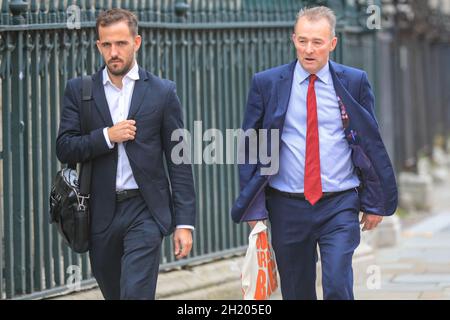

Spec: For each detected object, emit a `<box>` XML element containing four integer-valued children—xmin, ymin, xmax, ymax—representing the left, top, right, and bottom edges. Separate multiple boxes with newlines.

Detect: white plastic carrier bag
<box><xmin>241</xmin><ymin>221</ymin><xmax>279</xmax><ymax>300</ymax></box>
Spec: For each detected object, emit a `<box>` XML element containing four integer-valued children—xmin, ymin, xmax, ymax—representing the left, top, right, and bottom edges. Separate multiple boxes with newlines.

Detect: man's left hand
<box><xmin>173</xmin><ymin>228</ymin><xmax>193</xmax><ymax>259</ymax></box>
<box><xmin>360</xmin><ymin>213</ymin><xmax>383</xmax><ymax>231</ymax></box>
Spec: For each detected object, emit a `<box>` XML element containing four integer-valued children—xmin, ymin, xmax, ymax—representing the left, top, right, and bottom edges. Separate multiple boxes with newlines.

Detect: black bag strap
<box><xmin>79</xmin><ymin>75</ymin><xmax>93</xmax><ymax>196</ymax></box>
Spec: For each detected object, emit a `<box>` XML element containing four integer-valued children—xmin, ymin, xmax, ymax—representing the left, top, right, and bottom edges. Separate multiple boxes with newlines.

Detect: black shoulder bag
<box><xmin>49</xmin><ymin>75</ymin><xmax>93</xmax><ymax>253</ymax></box>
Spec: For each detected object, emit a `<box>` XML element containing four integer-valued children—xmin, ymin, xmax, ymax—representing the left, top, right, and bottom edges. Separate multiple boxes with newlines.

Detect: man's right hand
<box><xmin>247</xmin><ymin>220</ymin><xmax>266</xmax><ymax>230</ymax></box>
<box><xmin>107</xmin><ymin>120</ymin><xmax>136</xmax><ymax>143</ymax></box>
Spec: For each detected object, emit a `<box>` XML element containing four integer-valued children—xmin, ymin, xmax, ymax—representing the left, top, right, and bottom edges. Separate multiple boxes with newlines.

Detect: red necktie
<box><xmin>304</xmin><ymin>74</ymin><xmax>322</xmax><ymax>205</ymax></box>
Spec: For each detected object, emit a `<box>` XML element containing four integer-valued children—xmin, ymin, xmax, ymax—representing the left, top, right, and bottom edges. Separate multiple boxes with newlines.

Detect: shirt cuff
<box><xmin>176</xmin><ymin>225</ymin><xmax>195</xmax><ymax>231</ymax></box>
<box><xmin>103</xmin><ymin>127</ymin><xmax>115</xmax><ymax>149</ymax></box>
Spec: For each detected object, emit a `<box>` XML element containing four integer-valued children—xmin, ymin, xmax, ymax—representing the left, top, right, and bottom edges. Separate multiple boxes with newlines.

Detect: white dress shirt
<box><xmin>102</xmin><ymin>61</ymin><xmax>193</xmax><ymax>230</ymax></box>
<box><xmin>102</xmin><ymin>61</ymin><xmax>140</xmax><ymax>191</ymax></box>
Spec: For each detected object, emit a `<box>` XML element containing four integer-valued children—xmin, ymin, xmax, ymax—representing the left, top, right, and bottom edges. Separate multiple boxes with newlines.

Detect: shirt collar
<box><xmin>102</xmin><ymin>60</ymin><xmax>140</xmax><ymax>86</ymax></box>
<box><xmin>296</xmin><ymin>60</ymin><xmax>331</xmax><ymax>85</ymax></box>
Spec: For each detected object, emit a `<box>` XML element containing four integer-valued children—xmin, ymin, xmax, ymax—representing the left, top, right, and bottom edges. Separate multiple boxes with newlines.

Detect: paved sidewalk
<box><xmin>352</xmin><ymin>212</ymin><xmax>450</xmax><ymax>300</ymax></box>
<box><xmin>350</xmin><ymin>170</ymin><xmax>450</xmax><ymax>300</ymax></box>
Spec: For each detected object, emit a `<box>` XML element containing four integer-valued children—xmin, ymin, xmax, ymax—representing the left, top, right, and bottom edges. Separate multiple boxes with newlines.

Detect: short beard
<box><xmin>107</xmin><ymin>59</ymin><xmax>134</xmax><ymax>76</ymax></box>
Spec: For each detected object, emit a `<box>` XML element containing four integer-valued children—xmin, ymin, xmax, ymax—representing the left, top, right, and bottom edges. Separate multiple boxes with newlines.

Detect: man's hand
<box><xmin>107</xmin><ymin>120</ymin><xmax>136</xmax><ymax>143</ymax></box>
<box><xmin>173</xmin><ymin>228</ymin><xmax>193</xmax><ymax>259</ymax></box>
<box><xmin>247</xmin><ymin>220</ymin><xmax>266</xmax><ymax>230</ymax></box>
<box><xmin>360</xmin><ymin>213</ymin><xmax>383</xmax><ymax>231</ymax></box>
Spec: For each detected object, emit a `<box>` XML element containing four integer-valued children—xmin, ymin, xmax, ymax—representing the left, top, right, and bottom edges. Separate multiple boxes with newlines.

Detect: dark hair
<box><xmin>96</xmin><ymin>8</ymin><xmax>138</xmax><ymax>38</ymax></box>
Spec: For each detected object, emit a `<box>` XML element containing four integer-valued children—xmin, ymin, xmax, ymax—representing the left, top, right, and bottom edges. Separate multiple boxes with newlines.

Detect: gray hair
<box><xmin>294</xmin><ymin>6</ymin><xmax>336</xmax><ymax>37</ymax></box>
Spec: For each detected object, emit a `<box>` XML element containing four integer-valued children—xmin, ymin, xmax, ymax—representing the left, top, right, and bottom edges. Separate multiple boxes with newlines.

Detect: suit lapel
<box><xmin>127</xmin><ymin>67</ymin><xmax>149</xmax><ymax>120</ymax></box>
<box><xmin>271</xmin><ymin>60</ymin><xmax>296</xmax><ymax>129</ymax></box>
<box><xmin>329</xmin><ymin>61</ymin><xmax>359</xmax><ymax>132</ymax></box>
<box><xmin>329</xmin><ymin>61</ymin><xmax>351</xmax><ymax>103</ymax></box>
<box><xmin>92</xmin><ymin>68</ymin><xmax>114</xmax><ymax>127</ymax></box>
<box><xmin>329</xmin><ymin>61</ymin><xmax>379</xmax><ymax>142</ymax></box>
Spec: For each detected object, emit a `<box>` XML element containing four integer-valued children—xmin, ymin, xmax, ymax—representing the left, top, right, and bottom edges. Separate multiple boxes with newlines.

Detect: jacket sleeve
<box><xmin>56</xmin><ymin>78</ymin><xmax>114</xmax><ymax>164</ymax></box>
<box><xmin>238</xmin><ymin>74</ymin><xmax>269</xmax><ymax>222</ymax></box>
<box><xmin>355</xmin><ymin>71</ymin><xmax>393</xmax><ymax>216</ymax></box>
<box><xmin>239</xmin><ymin>74</ymin><xmax>265</xmax><ymax>190</ymax></box>
<box><xmin>161</xmin><ymin>82</ymin><xmax>196</xmax><ymax>227</ymax></box>
<box><xmin>358</xmin><ymin>71</ymin><xmax>379</xmax><ymax>127</ymax></box>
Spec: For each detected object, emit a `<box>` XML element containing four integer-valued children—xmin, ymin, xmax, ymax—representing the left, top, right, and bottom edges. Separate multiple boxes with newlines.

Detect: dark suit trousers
<box><xmin>267</xmin><ymin>189</ymin><xmax>361</xmax><ymax>300</ymax></box>
<box><xmin>89</xmin><ymin>195</ymin><xmax>163</xmax><ymax>300</ymax></box>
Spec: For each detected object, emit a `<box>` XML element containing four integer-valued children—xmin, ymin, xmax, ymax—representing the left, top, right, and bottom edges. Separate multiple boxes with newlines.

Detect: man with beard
<box><xmin>56</xmin><ymin>8</ymin><xmax>196</xmax><ymax>300</ymax></box>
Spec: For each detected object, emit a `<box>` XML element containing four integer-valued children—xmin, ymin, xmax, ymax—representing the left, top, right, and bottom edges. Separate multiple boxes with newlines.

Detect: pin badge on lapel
<box><xmin>337</xmin><ymin>96</ymin><xmax>350</xmax><ymax>129</ymax></box>
<box><xmin>337</xmin><ymin>96</ymin><xmax>358</xmax><ymax>144</ymax></box>
<box><xmin>348</xmin><ymin>130</ymin><xmax>358</xmax><ymax>143</ymax></box>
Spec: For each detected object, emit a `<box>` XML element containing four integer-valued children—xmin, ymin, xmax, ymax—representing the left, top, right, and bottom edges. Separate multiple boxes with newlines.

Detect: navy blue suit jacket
<box><xmin>56</xmin><ymin>67</ymin><xmax>196</xmax><ymax>235</ymax></box>
<box><xmin>231</xmin><ymin>60</ymin><xmax>398</xmax><ymax>223</ymax></box>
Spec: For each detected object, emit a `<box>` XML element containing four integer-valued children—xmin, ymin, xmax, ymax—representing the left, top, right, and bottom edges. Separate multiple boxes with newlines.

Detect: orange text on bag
<box><xmin>254</xmin><ymin>231</ymin><xmax>278</xmax><ymax>300</ymax></box>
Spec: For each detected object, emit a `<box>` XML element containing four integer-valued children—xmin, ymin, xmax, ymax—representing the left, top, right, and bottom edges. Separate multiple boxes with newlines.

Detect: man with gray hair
<box><xmin>232</xmin><ymin>6</ymin><xmax>397</xmax><ymax>299</ymax></box>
